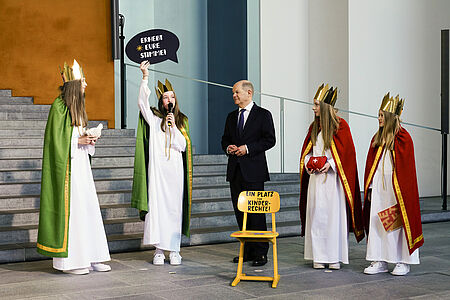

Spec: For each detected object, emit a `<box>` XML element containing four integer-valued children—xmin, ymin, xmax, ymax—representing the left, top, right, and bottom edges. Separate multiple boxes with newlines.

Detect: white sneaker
<box><xmin>169</xmin><ymin>252</ymin><xmax>182</xmax><ymax>265</ymax></box>
<box><xmin>153</xmin><ymin>253</ymin><xmax>165</xmax><ymax>265</ymax></box>
<box><xmin>63</xmin><ymin>268</ymin><xmax>89</xmax><ymax>275</ymax></box>
<box><xmin>364</xmin><ymin>261</ymin><xmax>388</xmax><ymax>274</ymax></box>
<box><xmin>329</xmin><ymin>263</ymin><xmax>340</xmax><ymax>270</ymax></box>
<box><xmin>90</xmin><ymin>263</ymin><xmax>111</xmax><ymax>272</ymax></box>
<box><xmin>313</xmin><ymin>262</ymin><xmax>325</xmax><ymax>269</ymax></box>
<box><xmin>391</xmin><ymin>263</ymin><xmax>410</xmax><ymax>276</ymax></box>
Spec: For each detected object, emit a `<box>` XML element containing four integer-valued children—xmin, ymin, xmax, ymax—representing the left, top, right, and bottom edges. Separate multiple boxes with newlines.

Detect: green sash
<box><xmin>131</xmin><ymin>113</ymin><xmax>193</xmax><ymax>237</ymax></box>
<box><xmin>37</xmin><ymin>97</ymin><xmax>73</xmax><ymax>257</ymax></box>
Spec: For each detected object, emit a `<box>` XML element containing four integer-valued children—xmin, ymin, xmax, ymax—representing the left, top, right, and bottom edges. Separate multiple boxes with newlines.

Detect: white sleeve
<box><xmin>85</xmin><ymin>144</ymin><xmax>95</xmax><ymax>156</ymax></box>
<box><xmin>138</xmin><ymin>79</ymin><xmax>156</xmax><ymax>126</ymax></box>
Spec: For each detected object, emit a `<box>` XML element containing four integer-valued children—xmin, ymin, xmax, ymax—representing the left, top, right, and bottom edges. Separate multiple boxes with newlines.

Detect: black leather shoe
<box><xmin>252</xmin><ymin>255</ymin><xmax>267</xmax><ymax>266</ymax></box>
<box><xmin>233</xmin><ymin>255</ymin><xmax>254</xmax><ymax>263</ymax></box>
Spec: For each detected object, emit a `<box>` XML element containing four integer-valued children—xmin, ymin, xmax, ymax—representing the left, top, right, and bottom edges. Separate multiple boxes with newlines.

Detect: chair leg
<box><xmin>231</xmin><ymin>241</ymin><xmax>245</xmax><ymax>286</ymax></box>
<box><xmin>271</xmin><ymin>239</ymin><xmax>280</xmax><ymax>288</ymax></box>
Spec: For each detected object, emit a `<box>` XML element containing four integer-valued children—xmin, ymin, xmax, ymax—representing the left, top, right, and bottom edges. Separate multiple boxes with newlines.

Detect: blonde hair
<box><xmin>311</xmin><ymin>101</ymin><xmax>340</xmax><ymax>150</ymax></box>
<box><xmin>372</xmin><ymin>110</ymin><xmax>400</xmax><ymax>150</ymax></box>
<box><xmin>60</xmin><ymin>79</ymin><xmax>87</xmax><ymax>127</ymax></box>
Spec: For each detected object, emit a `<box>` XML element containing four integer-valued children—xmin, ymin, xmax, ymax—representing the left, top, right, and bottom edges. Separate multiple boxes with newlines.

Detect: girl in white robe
<box><xmin>53</xmin><ymin>126</ymin><xmax>111</xmax><ymax>274</ymax></box>
<box><xmin>304</xmin><ymin>131</ymin><xmax>349</xmax><ymax>267</ymax></box>
<box><xmin>137</xmin><ymin>61</ymin><xmax>187</xmax><ymax>265</ymax></box>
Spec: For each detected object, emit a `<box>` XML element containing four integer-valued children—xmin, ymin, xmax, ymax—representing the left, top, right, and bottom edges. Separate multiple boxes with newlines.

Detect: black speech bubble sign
<box><xmin>125</xmin><ymin>29</ymin><xmax>180</xmax><ymax>64</ymax></box>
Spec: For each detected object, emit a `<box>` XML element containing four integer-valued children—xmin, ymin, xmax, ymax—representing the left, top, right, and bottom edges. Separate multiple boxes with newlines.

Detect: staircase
<box><xmin>0</xmin><ymin>89</ymin><xmax>301</xmax><ymax>263</ymax></box>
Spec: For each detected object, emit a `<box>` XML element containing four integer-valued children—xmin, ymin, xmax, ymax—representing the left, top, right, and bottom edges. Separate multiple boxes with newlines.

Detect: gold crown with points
<box><xmin>314</xmin><ymin>83</ymin><xmax>338</xmax><ymax>106</ymax></box>
<box><xmin>155</xmin><ymin>79</ymin><xmax>174</xmax><ymax>100</ymax></box>
<box><xmin>59</xmin><ymin>59</ymin><xmax>84</xmax><ymax>83</ymax></box>
<box><xmin>380</xmin><ymin>92</ymin><xmax>404</xmax><ymax>116</ymax></box>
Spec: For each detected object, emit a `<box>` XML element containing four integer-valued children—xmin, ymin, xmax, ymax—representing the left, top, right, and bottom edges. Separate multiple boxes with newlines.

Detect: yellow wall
<box><xmin>0</xmin><ymin>0</ymin><xmax>115</xmax><ymax>127</ymax></box>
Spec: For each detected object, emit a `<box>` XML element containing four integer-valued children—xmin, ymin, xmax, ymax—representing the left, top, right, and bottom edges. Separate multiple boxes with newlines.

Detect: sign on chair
<box><xmin>237</xmin><ymin>191</ymin><xmax>280</xmax><ymax>213</ymax></box>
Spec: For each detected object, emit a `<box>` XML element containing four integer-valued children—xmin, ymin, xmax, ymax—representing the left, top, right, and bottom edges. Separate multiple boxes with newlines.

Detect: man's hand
<box><xmin>227</xmin><ymin>145</ymin><xmax>238</xmax><ymax>155</ymax></box>
<box><xmin>234</xmin><ymin>145</ymin><xmax>247</xmax><ymax>157</ymax></box>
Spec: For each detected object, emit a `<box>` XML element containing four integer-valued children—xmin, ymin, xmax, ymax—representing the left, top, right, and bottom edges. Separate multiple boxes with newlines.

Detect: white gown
<box><xmin>138</xmin><ymin>79</ymin><xmax>187</xmax><ymax>252</ymax></box>
<box><xmin>366</xmin><ymin>150</ymin><xmax>419</xmax><ymax>264</ymax></box>
<box><xmin>53</xmin><ymin>126</ymin><xmax>111</xmax><ymax>271</ymax></box>
<box><xmin>304</xmin><ymin>132</ymin><xmax>349</xmax><ymax>264</ymax></box>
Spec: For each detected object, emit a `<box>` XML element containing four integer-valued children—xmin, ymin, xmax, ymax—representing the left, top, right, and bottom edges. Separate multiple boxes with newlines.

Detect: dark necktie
<box><xmin>238</xmin><ymin>108</ymin><xmax>246</xmax><ymax>136</ymax></box>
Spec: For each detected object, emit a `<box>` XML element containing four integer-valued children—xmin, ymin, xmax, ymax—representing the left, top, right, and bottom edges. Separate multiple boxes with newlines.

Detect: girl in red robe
<box><xmin>363</xmin><ymin>93</ymin><xmax>423</xmax><ymax>276</ymax></box>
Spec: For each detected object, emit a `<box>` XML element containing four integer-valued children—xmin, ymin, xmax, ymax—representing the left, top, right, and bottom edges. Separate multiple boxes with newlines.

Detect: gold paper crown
<box><xmin>314</xmin><ymin>83</ymin><xmax>338</xmax><ymax>106</ymax></box>
<box><xmin>155</xmin><ymin>79</ymin><xmax>174</xmax><ymax>99</ymax></box>
<box><xmin>380</xmin><ymin>92</ymin><xmax>404</xmax><ymax>116</ymax></box>
<box><xmin>59</xmin><ymin>59</ymin><xmax>84</xmax><ymax>83</ymax></box>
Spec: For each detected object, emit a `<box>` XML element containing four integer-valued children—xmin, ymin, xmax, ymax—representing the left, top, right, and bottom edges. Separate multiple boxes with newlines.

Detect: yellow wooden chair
<box><xmin>230</xmin><ymin>191</ymin><xmax>280</xmax><ymax>288</ymax></box>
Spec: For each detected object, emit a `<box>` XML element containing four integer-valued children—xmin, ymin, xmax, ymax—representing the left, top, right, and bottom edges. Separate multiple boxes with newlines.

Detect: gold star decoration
<box><xmin>136</xmin><ymin>45</ymin><xmax>143</xmax><ymax>51</ymax></box>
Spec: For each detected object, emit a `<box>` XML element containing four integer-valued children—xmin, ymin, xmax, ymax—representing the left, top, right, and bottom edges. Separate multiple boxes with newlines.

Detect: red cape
<box><xmin>363</xmin><ymin>127</ymin><xmax>424</xmax><ymax>254</ymax></box>
<box><xmin>299</xmin><ymin>119</ymin><xmax>365</xmax><ymax>242</ymax></box>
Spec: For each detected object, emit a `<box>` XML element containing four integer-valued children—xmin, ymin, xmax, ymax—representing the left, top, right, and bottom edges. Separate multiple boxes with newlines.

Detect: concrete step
<box><xmin>0</xmin><ymin>120</ymin><xmax>107</xmax><ymax>129</ymax></box>
<box><xmin>0</xmin><ymin>90</ymin><xmax>12</xmax><ymax>97</ymax></box>
<box><xmin>0</xmin><ymin>155</ymin><xmax>227</xmax><ymax>171</ymax></box>
<box><xmin>0</xmin><ymin>204</ymin><xmax>139</xmax><ymax>226</ymax></box>
<box><xmin>0</xmin><ymin>104</ymin><xmax>50</xmax><ymax>112</ymax></box>
<box><xmin>0</xmin><ymin>112</ymin><xmax>48</xmax><ymax>121</ymax></box>
<box><xmin>0</xmin><ymin>156</ymin><xmax>135</xmax><ymax>170</ymax></box>
<box><xmin>0</xmin><ymin>191</ymin><xmax>133</xmax><ymax>210</ymax></box>
<box><xmin>0</xmin><ymin>178</ymin><xmax>133</xmax><ymax>196</ymax></box>
<box><xmin>0</xmin><ymin>145</ymin><xmax>135</xmax><ymax>158</ymax></box>
<box><xmin>0</xmin><ymin>128</ymin><xmax>135</xmax><ymax>138</ymax></box>
<box><xmin>0</xmin><ymin>167</ymin><xmax>134</xmax><ymax>182</ymax></box>
<box><xmin>0</xmin><ymin>136</ymin><xmax>137</xmax><ymax>147</ymax></box>
<box><xmin>0</xmin><ymin>96</ymin><xmax>33</xmax><ymax>105</ymax></box>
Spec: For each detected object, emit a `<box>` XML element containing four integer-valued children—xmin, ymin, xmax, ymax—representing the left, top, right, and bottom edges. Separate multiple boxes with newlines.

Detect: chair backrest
<box><xmin>237</xmin><ymin>191</ymin><xmax>280</xmax><ymax>213</ymax></box>
<box><xmin>237</xmin><ymin>191</ymin><xmax>280</xmax><ymax>233</ymax></box>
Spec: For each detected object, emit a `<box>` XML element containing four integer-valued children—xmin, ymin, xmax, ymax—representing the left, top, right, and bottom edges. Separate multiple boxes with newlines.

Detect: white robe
<box><xmin>366</xmin><ymin>150</ymin><xmax>420</xmax><ymax>264</ymax></box>
<box><xmin>53</xmin><ymin>126</ymin><xmax>111</xmax><ymax>271</ymax></box>
<box><xmin>138</xmin><ymin>79</ymin><xmax>186</xmax><ymax>252</ymax></box>
<box><xmin>304</xmin><ymin>132</ymin><xmax>349</xmax><ymax>264</ymax></box>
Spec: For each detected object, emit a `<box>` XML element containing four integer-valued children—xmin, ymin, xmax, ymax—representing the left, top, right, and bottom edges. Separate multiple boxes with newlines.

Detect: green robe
<box><xmin>131</xmin><ymin>113</ymin><xmax>193</xmax><ymax>237</ymax></box>
<box><xmin>37</xmin><ymin>97</ymin><xmax>73</xmax><ymax>257</ymax></box>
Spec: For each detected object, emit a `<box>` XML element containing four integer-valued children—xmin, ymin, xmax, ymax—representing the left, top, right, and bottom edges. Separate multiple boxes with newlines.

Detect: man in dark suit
<box><xmin>221</xmin><ymin>80</ymin><xmax>276</xmax><ymax>266</ymax></box>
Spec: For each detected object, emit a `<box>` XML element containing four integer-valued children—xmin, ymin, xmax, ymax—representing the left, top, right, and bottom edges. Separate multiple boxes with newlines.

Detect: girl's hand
<box><xmin>306</xmin><ymin>167</ymin><xmax>315</xmax><ymax>175</ymax></box>
<box><xmin>89</xmin><ymin>136</ymin><xmax>99</xmax><ymax>146</ymax></box>
<box><xmin>78</xmin><ymin>135</ymin><xmax>96</xmax><ymax>145</ymax></box>
<box><xmin>167</xmin><ymin>113</ymin><xmax>175</xmax><ymax>127</ymax></box>
<box><xmin>319</xmin><ymin>162</ymin><xmax>331</xmax><ymax>174</ymax></box>
<box><xmin>140</xmin><ymin>60</ymin><xmax>150</xmax><ymax>78</ymax></box>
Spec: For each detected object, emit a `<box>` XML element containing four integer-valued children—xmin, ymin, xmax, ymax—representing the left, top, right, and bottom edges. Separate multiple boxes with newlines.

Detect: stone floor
<box><xmin>0</xmin><ymin>221</ymin><xmax>449</xmax><ymax>299</ymax></box>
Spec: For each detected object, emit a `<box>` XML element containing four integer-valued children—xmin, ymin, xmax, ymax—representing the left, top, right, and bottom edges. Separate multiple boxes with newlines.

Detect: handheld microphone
<box><xmin>167</xmin><ymin>102</ymin><xmax>174</xmax><ymax>127</ymax></box>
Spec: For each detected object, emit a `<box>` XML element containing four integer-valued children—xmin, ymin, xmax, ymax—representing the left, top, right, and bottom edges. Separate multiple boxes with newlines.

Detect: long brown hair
<box><xmin>60</xmin><ymin>79</ymin><xmax>87</xmax><ymax>127</ymax></box>
<box><xmin>151</xmin><ymin>91</ymin><xmax>187</xmax><ymax>132</ymax></box>
<box><xmin>311</xmin><ymin>101</ymin><xmax>340</xmax><ymax>150</ymax></box>
<box><xmin>372</xmin><ymin>110</ymin><xmax>400</xmax><ymax>150</ymax></box>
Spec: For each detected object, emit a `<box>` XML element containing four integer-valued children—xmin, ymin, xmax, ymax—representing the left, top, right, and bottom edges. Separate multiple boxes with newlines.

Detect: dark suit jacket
<box><xmin>221</xmin><ymin>103</ymin><xmax>276</xmax><ymax>183</ymax></box>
